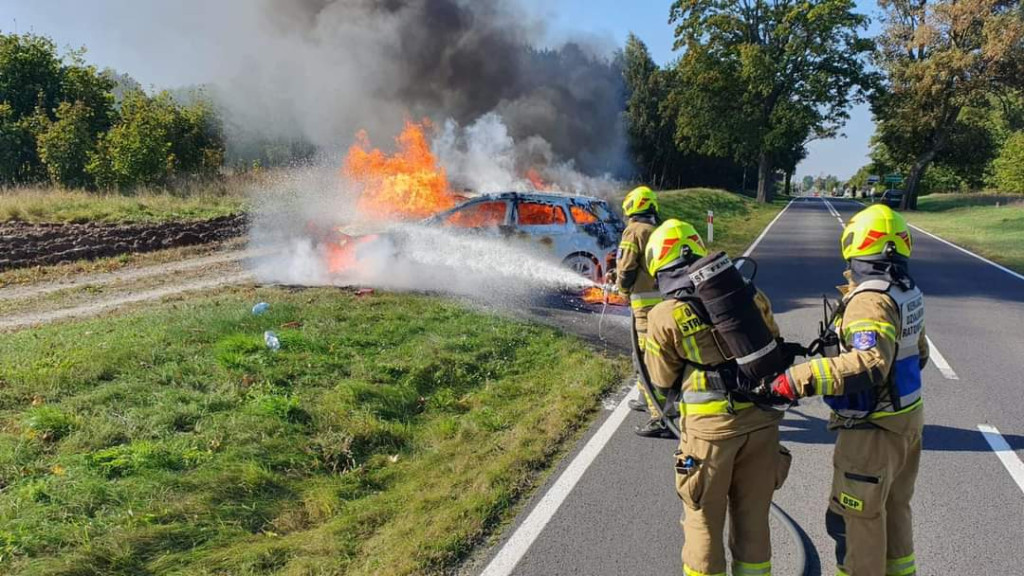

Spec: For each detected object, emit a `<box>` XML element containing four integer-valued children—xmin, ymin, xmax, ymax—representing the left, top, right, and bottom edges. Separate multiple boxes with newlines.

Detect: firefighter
<box><xmin>644</xmin><ymin>219</ymin><xmax>791</xmax><ymax>576</ymax></box>
<box><xmin>616</xmin><ymin>185</ymin><xmax>669</xmax><ymax>437</ymax></box>
<box><xmin>770</xmin><ymin>204</ymin><xmax>926</xmax><ymax>576</ymax></box>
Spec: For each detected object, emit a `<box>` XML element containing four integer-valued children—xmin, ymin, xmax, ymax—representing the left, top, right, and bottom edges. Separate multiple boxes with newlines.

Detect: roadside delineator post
<box><xmin>707</xmin><ymin>210</ymin><xmax>714</xmax><ymax>244</ymax></box>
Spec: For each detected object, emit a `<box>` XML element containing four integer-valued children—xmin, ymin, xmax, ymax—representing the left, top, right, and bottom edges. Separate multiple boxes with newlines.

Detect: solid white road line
<box><xmin>909</xmin><ymin>224</ymin><xmax>1024</xmax><ymax>283</ymax></box>
<box><xmin>925</xmin><ymin>336</ymin><xmax>959</xmax><ymax>380</ymax></box>
<box><xmin>743</xmin><ymin>198</ymin><xmax>796</xmax><ymax>257</ymax></box>
<box><xmin>479</xmin><ymin>388</ymin><xmax>640</xmax><ymax>576</ymax></box>
<box><xmin>821</xmin><ymin>197</ymin><xmax>845</xmax><ymax>225</ymax></box>
<box><xmin>481</xmin><ymin>203</ymin><xmax>797</xmax><ymax>575</ymax></box>
<box><xmin>977</xmin><ymin>424</ymin><xmax>1024</xmax><ymax>496</ymax></box>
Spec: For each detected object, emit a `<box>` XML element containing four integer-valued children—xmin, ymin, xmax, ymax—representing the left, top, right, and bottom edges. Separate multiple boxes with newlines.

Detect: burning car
<box><xmin>320</xmin><ymin>191</ymin><xmax>624</xmax><ymax>283</ymax></box>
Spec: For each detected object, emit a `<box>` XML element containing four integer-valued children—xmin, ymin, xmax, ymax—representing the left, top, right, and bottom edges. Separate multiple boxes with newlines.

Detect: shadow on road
<box><xmin>780</xmin><ymin>408</ymin><xmax>1024</xmax><ymax>452</ymax></box>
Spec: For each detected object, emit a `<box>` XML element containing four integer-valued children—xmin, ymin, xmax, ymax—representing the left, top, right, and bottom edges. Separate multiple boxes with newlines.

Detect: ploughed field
<box><xmin>0</xmin><ymin>215</ymin><xmax>248</xmax><ymax>271</ymax></box>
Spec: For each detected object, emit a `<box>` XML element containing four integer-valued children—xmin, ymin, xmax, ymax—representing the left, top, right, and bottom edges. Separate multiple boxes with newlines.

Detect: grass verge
<box><xmin>907</xmin><ymin>193</ymin><xmax>1024</xmax><ymax>273</ymax></box>
<box><xmin>657</xmin><ymin>188</ymin><xmax>787</xmax><ymax>255</ymax></box>
<box><xmin>0</xmin><ymin>184</ymin><xmax>246</xmax><ymax>224</ymax></box>
<box><xmin>0</xmin><ymin>287</ymin><xmax>628</xmax><ymax>575</ymax></box>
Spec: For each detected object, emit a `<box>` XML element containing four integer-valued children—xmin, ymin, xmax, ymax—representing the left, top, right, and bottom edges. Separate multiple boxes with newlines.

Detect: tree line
<box><xmin>621</xmin><ymin>0</ymin><xmax>1024</xmax><ymax>208</ymax></box>
<box><xmin>0</xmin><ymin>33</ymin><xmax>224</xmax><ymax>191</ymax></box>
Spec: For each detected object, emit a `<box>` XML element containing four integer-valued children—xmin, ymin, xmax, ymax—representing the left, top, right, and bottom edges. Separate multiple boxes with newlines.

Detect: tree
<box><xmin>622</xmin><ymin>34</ymin><xmax>669</xmax><ymax>185</ymax></box>
<box><xmin>801</xmin><ymin>175</ymin><xmax>815</xmax><ymax>191</ymax></box>
<box><xmin>872</xmin><ymin>0</ymin><xmax>1024</xmax><ymax>209</ymax></box>
<box><xmin>36</xmin><ymin>101</ymin><xmax>95</xmax><ymax>187</ymax></box>
<box><xmin>88</xmin><ymin>90</ymin><xmax>173</xmax><ymax>189</ymax></box>
<box><xmin>669</xmin><ymin>0</ymin><xmax>872</xmax><ymax>202</ymax></box>
<box><xmin>992</xmin><ymin>132</ymin><xmax>1024</xmax><ymax>192</ymax></box>
<box><xmin>0</xmin><ymin>103</ymin><xmax>35</xmax><ymax>184</ymax></box>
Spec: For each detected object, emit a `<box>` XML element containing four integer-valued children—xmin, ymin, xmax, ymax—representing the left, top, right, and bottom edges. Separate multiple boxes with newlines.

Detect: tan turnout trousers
<box><xmin>828</xmin><ymin>409</ymin><xmax>922</xmax><ymax>576</ymax></box>
<box><xmin>676</xmin><ymin>426</ymin><xmax>789</xmax><ymax>576</ymax></box>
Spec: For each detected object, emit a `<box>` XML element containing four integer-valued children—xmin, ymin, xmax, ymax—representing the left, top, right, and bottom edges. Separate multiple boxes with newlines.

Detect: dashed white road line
<box><xmin>909</xmin><ymin>224</ymin><xmax>1024</xmax><ymax>283</ymax></box>
<box><xmin>977</xmin><ymin>424</ymin><xmax>1024</xmax><ymax>496</ymax></box>
<box><xmin>479</xmin><ymin>388</ymin><xmax>639</xmax><ymax>576</ymax></box>
<box><xmin>925</xmin><ymin>336</ymin><xmax>959</xmax><ymax>380</ymax></box>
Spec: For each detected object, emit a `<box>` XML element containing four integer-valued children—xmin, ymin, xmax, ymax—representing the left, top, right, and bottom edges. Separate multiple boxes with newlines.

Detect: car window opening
<box><xmin>519</xmin><ymin>202</ymin><xmax>567</xmax><ymax>226</ymax></box>
<box><xmin>445</xmin><ymin>201</ymin><xmax>508</xmax><ymax>228</ymax></box>
<box><xmin>570</xmin><ymin>205</ymin><xmax>599</xmax><ymax>224</ymax></box>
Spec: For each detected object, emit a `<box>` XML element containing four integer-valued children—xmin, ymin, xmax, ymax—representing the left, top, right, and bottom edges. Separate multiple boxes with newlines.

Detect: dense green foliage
<box><xmin>621</xmin><ymin>35</ymin><xmax>750</xmax><ymax>191</ymax></box>
<box><xmin>993</xmin><ymin>132</ymin><xmax>1024</xmax><ymax>193</ymax></box>
<box><xmin>0</xmin><ymin>32</ymin><xmax>224</xmax><ymax>190</ymax></box>
<box><xmin>0</xmin><ymin>288</ymin><xmax>627</xmax><ymax>574</ymax></box>
<box><xmin>869</xmin><ymin>0</ymin><xmax>1024</xmax><ymax>206</ymax></box>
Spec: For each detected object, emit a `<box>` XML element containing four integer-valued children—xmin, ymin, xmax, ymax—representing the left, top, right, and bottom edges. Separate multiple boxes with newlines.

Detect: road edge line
<box><xmin>744</xmin><ymin>198</ymin><xmax>796</xmax><ymax>257</ymax></box>
<box><xmin>909</xmin><ymin>224</ymin><xmax>1024</xmax><ymax>283</ymax></box>
<box><xmin>478</xmin><ymin>387</ymin><xmax>639</xmax><ymax>576</ymax></box>
<box><xmin>976</xmin><ymin>424</ymin><xmax>1024</xmax><ymax>495</ymax></box>
<box><xmin>925</xmin><ymin>336</ymin><xmax>958</xmax><ymax>380</ymax></box>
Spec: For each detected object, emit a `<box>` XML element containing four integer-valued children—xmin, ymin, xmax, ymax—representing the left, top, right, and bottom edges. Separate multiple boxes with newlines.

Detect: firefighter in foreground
<box><xmin>615</xmin><ymin>185</ymin><xmax>669</xmax><ymax>437</ymax></box>
<box><xmin>770</xmin><ymin>204</ymin><xmax>927</xmax><ymax>576</ymax></box>
<box><xmin>643</xmin><ymin>219</ymin><xmax>791</xmax><ymax>576</ymax></box>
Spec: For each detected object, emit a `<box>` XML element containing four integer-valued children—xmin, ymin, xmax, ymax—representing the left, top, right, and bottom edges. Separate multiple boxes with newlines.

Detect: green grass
<box><xmin>656</xmin><ymin>188</ymin><xmax>786</xmax><ymax>255</ymax></box>
<box><xmin>907</xmin><ymin>193</ymin><xmax>1024</xmax><ymax>273</ymax></box>
<box><xmin>0</xmin><ymin>184</ymin><xmax>246</xmax><ymax>224</ymax></box>
<box><xmin>0</xmin><ymin>288</ymin><xmax>628</xmax><ymax>575</ymax></box>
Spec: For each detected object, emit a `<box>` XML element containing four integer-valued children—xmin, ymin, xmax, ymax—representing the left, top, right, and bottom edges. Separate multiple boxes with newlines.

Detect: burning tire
<box><xmin>562</xmin><ymin>253</ymin><xmax>601</xmax><ymax>282</ymax></box>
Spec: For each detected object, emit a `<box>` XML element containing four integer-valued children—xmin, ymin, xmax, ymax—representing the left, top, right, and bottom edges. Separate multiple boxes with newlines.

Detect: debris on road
<box><xmin>355</xmin><ymin>288</ymin><xmax>375</xmax><ymax>297</ymax></box>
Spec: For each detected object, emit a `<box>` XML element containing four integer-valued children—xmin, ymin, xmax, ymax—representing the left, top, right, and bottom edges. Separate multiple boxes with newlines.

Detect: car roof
<box><xmin>467</xmin><ymin>191</ymin><xmax>606</xmax><ymax>204</ymax></box>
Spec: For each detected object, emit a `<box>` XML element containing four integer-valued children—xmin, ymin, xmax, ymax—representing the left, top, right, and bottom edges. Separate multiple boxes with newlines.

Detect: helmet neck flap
<box><xmin>656</xmin><ymin>259</ymin><xmax>700</xmax><ymax>300</ymax></box>
<box><xmin>849</xmin><ymin>254</ymin><xmax>914</xmax><ymax>290</ymax></box>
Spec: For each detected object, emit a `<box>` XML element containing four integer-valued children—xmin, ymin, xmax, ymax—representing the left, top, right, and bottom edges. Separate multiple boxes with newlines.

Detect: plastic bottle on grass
<box><xmin>252</xmin><ymin>302</ymin><xmax>270</xmax><ymax>315</ymax></box>
<box><xmin>264</xmin><ymin>331</ymin><xmax>280</xmax><ymax>351</ymax></box>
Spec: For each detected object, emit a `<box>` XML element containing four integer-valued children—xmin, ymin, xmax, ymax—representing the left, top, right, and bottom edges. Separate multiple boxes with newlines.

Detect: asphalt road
<box><xmin>468</xmin><ymin>196</ymin><xmax>1024</xmax><ymax>576</ymax></box>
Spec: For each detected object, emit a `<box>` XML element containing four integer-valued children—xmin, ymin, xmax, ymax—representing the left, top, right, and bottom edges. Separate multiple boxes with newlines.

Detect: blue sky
<box><xmin>1</xmin><ymin>0</ymin><xmax>875</xmax><ymax>179</ymax></box>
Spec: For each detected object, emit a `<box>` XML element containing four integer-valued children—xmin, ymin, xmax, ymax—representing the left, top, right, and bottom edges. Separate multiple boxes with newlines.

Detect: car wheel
<box><xmin>563</xmin><ymin>253</ymin><xmax>601</xmax><ymax>282</ymax></box>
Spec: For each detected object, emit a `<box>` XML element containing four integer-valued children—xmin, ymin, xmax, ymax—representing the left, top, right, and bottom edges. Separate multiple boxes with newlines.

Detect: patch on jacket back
<box><xmin>852</xmin><ymin>331</ymin><xmax>877</xmax><ymax>350</ymax></box>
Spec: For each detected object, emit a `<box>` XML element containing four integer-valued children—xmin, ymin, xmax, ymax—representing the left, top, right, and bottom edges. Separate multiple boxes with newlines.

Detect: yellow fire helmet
<box><xmin>621</xmin><ymin>186</ymin><xmax>659</xmax><ymax>217</ymax></box>
<box><xmin>841</xmin><ymin>204</ymin><xmax>913</xmax><ymax>261</ymax></box>
<box><xmin>646</xmin><ymin>218</ymin><xmax>708</xmax><ymax>276</ymax></box>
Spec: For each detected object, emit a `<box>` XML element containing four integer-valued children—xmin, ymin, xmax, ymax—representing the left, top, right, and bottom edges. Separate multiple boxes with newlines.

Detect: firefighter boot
<box><xmin>827</xmin><ymin>415</ymin><xmax>922</xmax><ymax>576</ymax></box>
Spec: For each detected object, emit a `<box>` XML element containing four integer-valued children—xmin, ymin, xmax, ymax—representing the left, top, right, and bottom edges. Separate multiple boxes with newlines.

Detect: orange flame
<box><xmin>344</xmin><ymin>119</ymin><xmax>457</xmax><ymax>220</ymax></box>
<box><xmin>526</xmin><ymin>168</ymin><xmax>550</xmax><ymax>191</ymax></box>
<box><xmin>581</xmin><ymin>286</ymin><xmax>628</xmax><ymax>306</ymax></box>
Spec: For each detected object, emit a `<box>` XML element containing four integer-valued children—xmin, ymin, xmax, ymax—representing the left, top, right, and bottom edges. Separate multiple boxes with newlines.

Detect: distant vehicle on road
<box><xmin>873</xmin><ymin>189</ymin><xmax>905</xmax><ymax>208</ymax></box>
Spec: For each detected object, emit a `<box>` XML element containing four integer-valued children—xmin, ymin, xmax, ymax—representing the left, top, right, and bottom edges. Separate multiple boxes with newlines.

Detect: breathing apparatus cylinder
<box><xmin>687</xmin><ymin>251</ymin><xmax>787</xmax><ymax>383</ymax></box>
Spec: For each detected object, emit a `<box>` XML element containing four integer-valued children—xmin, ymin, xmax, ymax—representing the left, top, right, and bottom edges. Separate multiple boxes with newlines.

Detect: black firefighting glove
<box><xmin>777</xmin><ymin>338</ymin><xmax>809</xmax><ymax>368</ymax></box>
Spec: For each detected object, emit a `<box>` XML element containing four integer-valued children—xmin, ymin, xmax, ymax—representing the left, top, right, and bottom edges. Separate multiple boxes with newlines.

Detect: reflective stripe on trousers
<box><xmin>886</xmin><ymin>553</ymin><xmax>916</xmax><ymax>575</ymax></box>
<box><xmin>733</xmin><ymin>560</ymin><xmax>772</xmax><ymax>576</ymax></box>
<box><xmin>684</xmin><ymin>565</ymin><xmax>726</xmax><ymax>576</ymax></box>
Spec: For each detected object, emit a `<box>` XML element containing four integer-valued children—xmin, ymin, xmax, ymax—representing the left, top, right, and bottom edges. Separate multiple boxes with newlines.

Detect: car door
<box><xmin>513</xmin><ymin>198</ymin><xmax>574</xmax><ymax>254</ymax></box>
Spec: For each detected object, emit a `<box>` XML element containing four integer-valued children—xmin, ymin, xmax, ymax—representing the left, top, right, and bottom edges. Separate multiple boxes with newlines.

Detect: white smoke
<box><xmin>434</xmin><ymin>113</ymin><xmax>622</xmax><ymax>198</ymax></box>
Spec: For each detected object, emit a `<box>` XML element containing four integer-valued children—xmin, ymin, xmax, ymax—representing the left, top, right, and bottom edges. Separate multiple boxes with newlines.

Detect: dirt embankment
<box><xmin>0</xmin><ymin>215</ymin><xmax>247</xmax><ymax>271</ymax></box>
